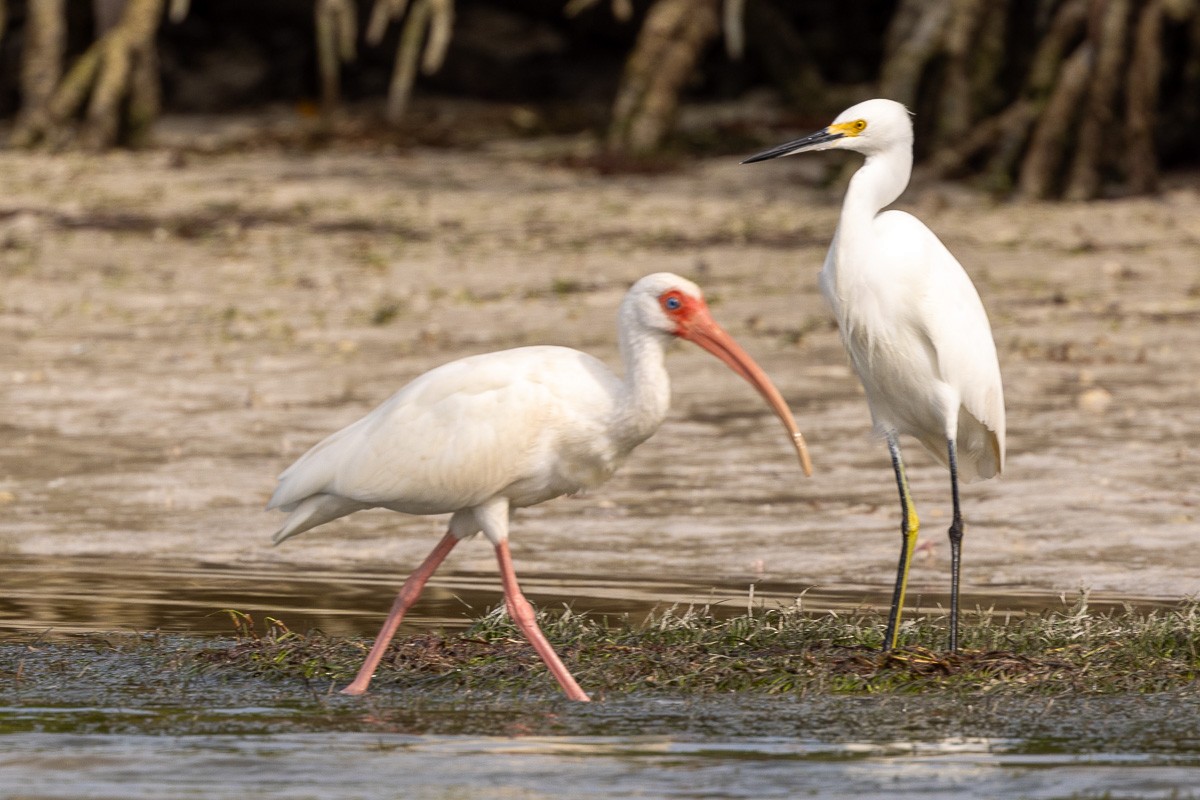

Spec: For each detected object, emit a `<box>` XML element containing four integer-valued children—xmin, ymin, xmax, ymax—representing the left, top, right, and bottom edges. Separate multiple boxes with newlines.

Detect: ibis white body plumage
<box><xmin>268</xmin><ymin>272</ymin><xmax>812</xmax><ymax>701</ymax></box>
<box><xmin>270</xmin><ymin>345</ymin><xmax>653</xmax><ymax>542</ymax></box>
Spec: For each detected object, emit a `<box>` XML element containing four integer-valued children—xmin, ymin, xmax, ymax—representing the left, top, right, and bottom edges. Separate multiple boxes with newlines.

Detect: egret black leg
<box><xmin>883</xmin><ymin>434</ymin><xmax>919</xmax><ymax>651</ymax></box>
<box><xmin>947</xmin><ymin>438</ymin><xmax>964</xmax><ymax>652</ymax></box>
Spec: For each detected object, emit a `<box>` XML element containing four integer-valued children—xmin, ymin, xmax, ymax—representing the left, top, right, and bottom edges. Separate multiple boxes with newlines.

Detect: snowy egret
<box><xmin>743</xmin><ymin>99</ymin><xmax>1005</xmax><ymax>652</ymax></box>
<box><xmin>268</xmin><ymin>272</ymin><xmax>812</xmax><ymax>700</ymax></box>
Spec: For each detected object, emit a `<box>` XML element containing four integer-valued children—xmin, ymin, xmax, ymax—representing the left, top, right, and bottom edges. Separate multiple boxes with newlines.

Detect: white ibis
<box><xmin>743</xmin><ymin>99</ymin><xmax>1005</xmax><ymax>652</ymax></box>
<box><xmin>268</xmin><ymin>272</ymin><xmax>812</xmax><ymax>701</ymax></box>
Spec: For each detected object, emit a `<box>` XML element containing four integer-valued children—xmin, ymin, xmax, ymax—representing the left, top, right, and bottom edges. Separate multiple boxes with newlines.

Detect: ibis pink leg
<box><xmin>494</xmin><ymin>540</ymin><xmax>592</xmax><ymax>702</ymax></box>
<box><xmin>340</xmin><ymin>531</ymin><xmax>459</xmax><ymax>696</ymax></box>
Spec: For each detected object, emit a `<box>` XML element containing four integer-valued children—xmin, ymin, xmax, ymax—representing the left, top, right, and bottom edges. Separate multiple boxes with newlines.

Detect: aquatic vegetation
<box><xmin>195</xmin><ymin>594</ymin><xmax>1200</xmax><ymax>698</ymax></box>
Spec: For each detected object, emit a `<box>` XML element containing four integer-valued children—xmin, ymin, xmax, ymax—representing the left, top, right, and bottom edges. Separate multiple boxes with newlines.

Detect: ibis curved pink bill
<box><xmin>268</xmin><ymin>272</ymin><xmax>811</xmax><ymax>701</ymax></box>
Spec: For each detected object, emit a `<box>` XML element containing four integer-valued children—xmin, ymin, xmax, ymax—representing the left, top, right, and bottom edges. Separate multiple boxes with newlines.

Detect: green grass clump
<box><xmin>196</xmin><ymin>596</ymin><xmax>1200</xmax><ymax>698</ymax></box>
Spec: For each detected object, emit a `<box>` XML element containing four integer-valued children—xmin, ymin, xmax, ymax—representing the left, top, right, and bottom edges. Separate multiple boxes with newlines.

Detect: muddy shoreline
<box><xmin>2</xmin><ymin>122</ymin><xmax>1198</xmax><ymax>609</ymax></box>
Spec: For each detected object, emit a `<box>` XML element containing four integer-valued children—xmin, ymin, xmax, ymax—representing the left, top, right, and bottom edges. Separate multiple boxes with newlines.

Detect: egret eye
<box><xmin>852</xmin><ymin>119</ymin><xmax>867</xmax><ymax>133</ymax></box>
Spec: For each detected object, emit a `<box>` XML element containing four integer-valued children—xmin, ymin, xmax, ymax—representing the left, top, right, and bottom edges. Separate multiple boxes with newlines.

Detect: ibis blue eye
<box><xmin>665</xmin><ymin>297</ymin><xmax>681</xmax><ymax>310</ymax></box>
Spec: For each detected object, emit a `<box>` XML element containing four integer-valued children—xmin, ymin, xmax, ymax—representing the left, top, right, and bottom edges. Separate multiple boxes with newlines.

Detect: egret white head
<box><xmin>742</xmin><ymin>99</ymin><xmax>913</xmax><ymax>163</ymax></box>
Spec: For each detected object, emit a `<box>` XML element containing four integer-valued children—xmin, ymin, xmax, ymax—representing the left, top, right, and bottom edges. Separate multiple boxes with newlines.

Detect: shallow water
<box><xmin>5</xmin><ymin>731</ymin><xmax>1200</xmax><ymax>800</ymax></box>
<box><xmin>5</xmin><ymin>693</ymin><xmax>1200</xmax><ymax>800</ymax></box>
<box><xmin>0</xmin><ymin>554</ymin><xmax>1176</xmax><ymax>638</ymax></box>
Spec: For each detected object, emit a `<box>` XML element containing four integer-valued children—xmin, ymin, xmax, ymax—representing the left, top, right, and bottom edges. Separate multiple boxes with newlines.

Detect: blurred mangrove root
<box><xmin>908</xmin><ymin>0</ymin><xmax>1199</xmax><ymax>199</ymax></box>
<box><xmin>607</xmin><ymin>0</ymin><xmax>721</xmax><ymax>154</ymax></box>
<box><xmin>366</xmin><ymin>0</ymin><xmax>456</xmax><ymax>124</ymax></box>
<box><xmin>315</xmin><ymin>0</ymin><xmax>358</xmax><ymax>113</ymax></box>
<box><xmin>564</xmin><ymin>0</ymin><xmax>633</xmax><ymax>23</ymax></box>
<box><xmin>12</xmin><ymin>0</ymin><xmax>179</xmax><ymax>150</ymax></box>
<box><xmin>742</xmin><ymin>0</ymin><xmax>830</xmax><ymax>109</ymax></box>
<box><xmin>10</xmin><ymin>0</ymin><xmax>66</xmax><ymax>148</ymax></box>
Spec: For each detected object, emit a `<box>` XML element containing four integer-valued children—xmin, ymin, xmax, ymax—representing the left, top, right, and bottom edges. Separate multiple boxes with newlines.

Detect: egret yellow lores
<box><xmin>744</xmin><ymin>98</ymin><xmax>1005</xmax><ymax>652</ymax></box>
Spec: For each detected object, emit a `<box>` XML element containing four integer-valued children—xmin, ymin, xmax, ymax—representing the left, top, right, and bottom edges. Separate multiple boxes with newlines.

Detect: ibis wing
<box><xmin>268</xmin><ymin>346</ymin><xmax>621</xmax><ymax>516</ymax></box>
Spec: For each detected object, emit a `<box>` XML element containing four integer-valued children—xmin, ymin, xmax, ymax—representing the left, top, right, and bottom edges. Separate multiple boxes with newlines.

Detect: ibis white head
<box><xmin>623</xmin><ymin>272</ymin><xmax>813</xmax><ymax>476</ymax></box>
<box><xmin>742</xmin><ymin>99</ymin><xmax>913</xmax><ymax>163</ymax></box>
<box><xmin>623</xmin><ymin>272</ymin><xmax>707</xmax><ymax>339</ymax></box>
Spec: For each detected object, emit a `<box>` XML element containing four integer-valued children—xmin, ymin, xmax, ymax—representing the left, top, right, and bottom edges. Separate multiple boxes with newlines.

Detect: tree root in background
<box><xmin>10</xmin><ymin>0</ymin><xmax>172</xmax><ymax>150</ymax></box>
<box><xmin>606</xmin><ymin>0</ymin><xmax>720</xmax><ymax>155</ymax></box>
<box><xmin>361</xmin><ymin>0</ymin><xmax>455</xmax><ymax>124</ymax></box>
<box><xmin>0</xmin><ymin>0</ymin><xmax>1197</xmax><ymax>199</ymax></box>
<box><xmin>605</xmin><ymin>0</ymin><xmax>1199</xmax><ymax>197</ymax></box>
<box><xmin>898</xmin><ymin>0</ymin><xmax>1200</xmax><ymax>199</ymax></box>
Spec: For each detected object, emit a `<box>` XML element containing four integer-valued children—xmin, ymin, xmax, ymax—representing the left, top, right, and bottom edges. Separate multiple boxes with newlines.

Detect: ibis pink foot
<box><xmin>495</xmin><ymin>540</ymin><xmax>591</xmax><ymax>702</ymax></box>
<box><xmin>340</xmin><ymin>531</ymin><xmax>459</xmax><ymax>696</ymax></box>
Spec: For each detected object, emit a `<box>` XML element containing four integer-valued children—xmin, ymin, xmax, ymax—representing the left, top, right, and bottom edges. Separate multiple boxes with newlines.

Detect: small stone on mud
<box><xmin>1077</xmin><ymin>387</ymin><xmax>1113</xmax><ymax>414</ymax></box>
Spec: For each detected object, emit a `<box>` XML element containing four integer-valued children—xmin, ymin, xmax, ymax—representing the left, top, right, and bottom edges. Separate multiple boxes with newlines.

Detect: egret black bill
<box><xmin>741</xmin><ymin>128</ymin><xmax>845</xmax><ymax>164</ymax></box>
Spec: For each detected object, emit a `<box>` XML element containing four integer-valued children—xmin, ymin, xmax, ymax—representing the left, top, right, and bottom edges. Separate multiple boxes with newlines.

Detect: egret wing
<box><xmin>907</xmin><ymin>220</ymin><xmax>1006</xmax><ymax>477</ymax></box>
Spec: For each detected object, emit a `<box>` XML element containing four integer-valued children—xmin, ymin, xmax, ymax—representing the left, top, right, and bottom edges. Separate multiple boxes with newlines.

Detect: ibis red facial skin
<box><xmin>662</xmin><ymin>288</ymin><xmax>813</xmax><ymax>477</ymax></box>
<box><xmin>744</xmin><ymin>99</ymin><xmax>1006</xmax><ymax>653</ymax></box>
<box><xmin>268</xmin><ymin>272</ymin><xmax>811</xmax><ymax>701</ymax></box>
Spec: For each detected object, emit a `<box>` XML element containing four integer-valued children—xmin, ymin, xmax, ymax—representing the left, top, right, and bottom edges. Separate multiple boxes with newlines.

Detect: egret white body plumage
<box><xmin>269</xmin><ymin>272</ymin><xmax>812</xmax><ymax>701</ymax></box>
<box><xmin>744</xmin><ymin>98</ymin><xmax>1005</xmax><ymax>651</ymax></box>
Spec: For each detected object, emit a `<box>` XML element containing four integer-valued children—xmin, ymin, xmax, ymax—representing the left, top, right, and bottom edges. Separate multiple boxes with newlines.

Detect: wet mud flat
<box><xmin>1</xmin><ymin>132</ymin><xmax>1198</xmax><ymax>599</ymax></box>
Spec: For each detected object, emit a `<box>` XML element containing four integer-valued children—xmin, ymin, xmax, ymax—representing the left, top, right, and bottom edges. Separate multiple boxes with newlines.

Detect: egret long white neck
<box><xmin>614</xmin><ymin>306</ymin><xmax>672</xmax><ymax>446</ymax></box>
<box><xmin>841</xmin><ymin>144</ymin><xmax>913</xmax><ymax>229</ymax></box>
